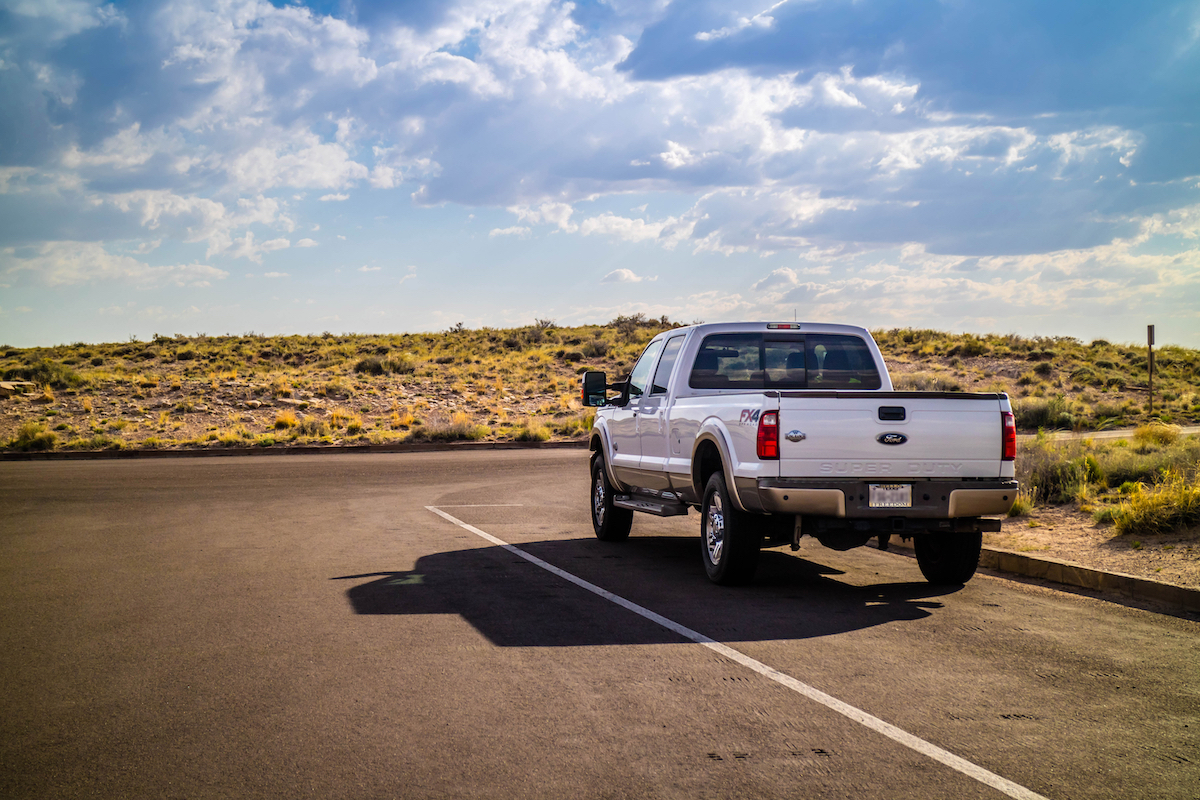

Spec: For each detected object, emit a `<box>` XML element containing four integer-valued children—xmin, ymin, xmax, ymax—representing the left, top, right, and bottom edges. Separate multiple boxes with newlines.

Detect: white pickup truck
<box><xmin>582</xmin><ymin>322</ymin><xmax>1018</xmax><ymax>586</ymax></box>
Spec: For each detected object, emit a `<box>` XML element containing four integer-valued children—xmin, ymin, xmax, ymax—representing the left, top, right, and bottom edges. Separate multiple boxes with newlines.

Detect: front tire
<box><xmin>700</xmin><ymin>472</ymin><xmax>761</xmax><ymax>585</ymax></box>
<box><xmin>591</xmin><ymin>455</ymin><xmax>632</xmax><ymax>541</ymax></box>
<box><xmin>914</xmin><ymin>531</ymin><xmax>982</xmax><ymax>585</ymax></box>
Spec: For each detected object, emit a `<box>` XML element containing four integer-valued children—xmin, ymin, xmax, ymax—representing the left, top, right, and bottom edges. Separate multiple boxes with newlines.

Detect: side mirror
<box><xmin>581</xmin><ymin>371</ymin><xmax>608</xmax><ymax>407</ymax></box>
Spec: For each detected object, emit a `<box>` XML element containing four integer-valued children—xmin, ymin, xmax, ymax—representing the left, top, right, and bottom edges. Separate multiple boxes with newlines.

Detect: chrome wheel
<box><xmin>593</xmin><ymin>470</ymin><xmax>606</xmax><ymax>527</ymax></box>
<box><xmin>590</xmin><ymin>455</ymin><xmax>632</xmax><ymax>541</ymax></box>
<box><xmin>705</xmin><ymin>492</ymin><xmax>725</xmax><ymax>565</ymax></box>
<box><xmin>699</xmin><ymin>471</ymin><xmax>759</xmax><ymax>585</ymax></box>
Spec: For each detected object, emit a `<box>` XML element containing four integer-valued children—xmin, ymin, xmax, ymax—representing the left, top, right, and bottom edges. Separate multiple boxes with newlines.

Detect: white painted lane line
<box><xmin>434</xmin><ymin>504</ymin><xmax>526</xmax><ymax>508</ymax></box>
<box><xmin>426</xmin><ymin>505</ymin><xmax>1050</xmax><ymax>800</ymax></box>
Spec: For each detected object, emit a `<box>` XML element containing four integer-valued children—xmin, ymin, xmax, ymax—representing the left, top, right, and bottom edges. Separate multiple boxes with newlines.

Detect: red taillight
<box><xmin>1001</xmin><ymin>411</ymin><xmax>1016</xmax><ymax>461</ymax></box>
<box><xmin>757</xmin><ymin>411</ymin><xmax>779</xmax><ymax>460</ymax></box>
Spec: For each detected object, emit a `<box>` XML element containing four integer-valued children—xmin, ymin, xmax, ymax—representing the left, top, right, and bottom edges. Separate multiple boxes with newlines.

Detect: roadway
<box><xmin>1</xmin><ymin>450</ymin><xmax>1197</xmax><ymax>799</ymax></box>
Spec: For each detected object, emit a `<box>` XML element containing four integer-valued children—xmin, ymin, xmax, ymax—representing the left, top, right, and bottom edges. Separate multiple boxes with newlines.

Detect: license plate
<box><xmin>869</xmin><ymin>484</ymin><xmax>912</xmax><ymax>508</ymax></box>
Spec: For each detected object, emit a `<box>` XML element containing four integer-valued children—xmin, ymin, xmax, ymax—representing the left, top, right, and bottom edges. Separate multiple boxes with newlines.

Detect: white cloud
<box><xmin>2</xmin><ymin>241</ymin><xmax>228</xmax><ymax>287</ymax></box>
<box><xmin>61</xmin><ymin>123</ymin><xmax>170</xmax><ymax>169</ymax></box>
<box><xmin>319</xmin><ymin>193</ymin><xmax>351</xmax><ymax>202</ymax></box>
<box><xmin>509</xmin><ymin>202</ymin><xmax>577</xmax><ymax>232</ymax></box>
<box><xmin>601</xmin><ymin>268</ymin><xmax>657</xmax><ymax>283</ymax></box>
<box><xmin>489</xmin><ymin>226</ymin><xmax>531</xmax><ymax>237</ymax></box>
<box><xmin>263</xmin><ymin>271</ymin><xmax>289</xmax><ymax>278</ymax></box>
<box><xmin>229</xmin><ymin>232</ymin><xmax>291</xmax><ymax>263</ymax></box>
<box><xmin>695</xmin><ymin>1</ymin><xmax>789</xmax><ymax>41</ymax></box>
<box><xmin>752</xmin><ymin>267</ymin><xmax>798</xmax><ymax>291</ymax></box>
<box><xmin>296</xmin><ymin>238</ymin><xmax>318</xmax><ymax>247</ymax></box>
<box><xmin>579</xmin><ymin>213</ymin><xmax>666</xmax><ymax>243</ymax></box>
<box><xmin>358</xmin><ymin>265</ymin><xmax>381</xmax><ymax>271</ymax></box>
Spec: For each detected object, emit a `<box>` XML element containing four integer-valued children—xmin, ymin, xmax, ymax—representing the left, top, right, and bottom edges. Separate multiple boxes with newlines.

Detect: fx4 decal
<box><xmin>739</xmin><ymin>409</ymin><xmax>762</xmax><ymax>425</ymax></box>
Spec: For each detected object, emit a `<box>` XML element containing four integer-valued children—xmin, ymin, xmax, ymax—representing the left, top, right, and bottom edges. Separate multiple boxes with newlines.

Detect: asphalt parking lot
<box><xmin>1</xmin><ymin>450</ymin><xmax>1197</xmax><ymax>799</ymax></box>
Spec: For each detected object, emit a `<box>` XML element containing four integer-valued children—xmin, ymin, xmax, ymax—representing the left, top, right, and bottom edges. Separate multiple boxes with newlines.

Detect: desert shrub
<box><xmin>1033</xmin><ymin>362</ymin><xmax>1053</xmax><ymax>376</ymax></box>
<box><xmin>274</xmin><ymin>411</ymin><xmax>298</xmax><ymax>429</ymax></box>
<box><xmin>1100</xmin><ymin>436</ymin><xmax>1200</xmax><ymax>486</ymax></box>
<box><xmin>1013</xmin><ymin>396</ymin><xmax>1075</xmax><ymax>430</ymax></box>
<box><xmin>384</xmin><ymin>354</ymin><xmax>417</xmax><ymax>374</ymax></box>
<box><xmin>270</xmin><ymin>376</ymin><xmax>293</xmax><ymax>398</ymax></box>
<box><xmin>176</xmin><ymin>349</ymin><xmax>197</xmax><ymax>361</ymax></box>
<box><xmin>1110</xmin><ymin>469</ymin><xmax>1200</xmax><ymax>535</ymax></box>
<box><xmin>1069</xmin><ymin>366</ymin><xmax>1101</xmax><ymax>386</ymax></box>
<box><xmin>562</xmin><ymin>351</ymin><xmax>584</xmax><ymax>363</ymax></box>
<box><xmin>581</xmin><ymin>339</ymin><xmax>609</xmax><ymax>358</ymax></box>
<box><xmin>513</xmin><ymin>420</ymin><xmax>551</xmax><ymax>441</ymax></box>
<box><xmin>1134</xmin><ymin>423</ymin><xmax>1180</xmax><ymax>447</ymax></box>
<box><xmin>296</xmin><ymin>418</ymin><xmax>330</xmax><ymax>437</ymax></box>
<box><xmin>892</xmin><ymin>372</ymin><xmax>964</xmax><ymax>392</ymax></box>
<box><xmin>321</xmin><ymin>378</ymin><xmax>352</xmax><ymax>398</ymax></box>
<box><xmin>346</xmin><ymin>417</ymin><xmax>364</xmax><ymax>435</ymax></box>
<box><xmin>354</xmin><ymin>357</ymin><xmax>385</xmax><ymax>375</ymax></box>
<box><xmin>1020</xmin><ymin>435</ymin><xmax>1200</xmax><ymax>504</ymax></box>
<box><xmin>390</xmin><ymin>408</ymin><xmax>416</xmax><ymax>429</ymax></box>
<box><xmin>8</xmin><ymin>422</ymin><xmax>56</xmax><ymax>451</ymax></box>
<box><xmin>411</xmin><ymin>411</ymin><xmax>490</xmax><ymax>441</ymax></box>
<box><xmin>330</xmin><ymin>408</ymin><xmax>352</xmax><ymax>428</ymax></box>
<box><xmin>553</xmin><ymin>411</ymin><xmax>594</xmax><ymax>437</ymax></box>
<box><xmin>216</xmin><ymin>426</ymin><xmax>253</xmax><ymax>445</ymax></box>
<box><xmin>62</xmin><ymin>434</ymin><xmax>123</xmax><ymax>450</ymax></box>
<box><xmin>90</xmin><ymin>356</ymin><xmax>104</xmax><ymax>366</ymax></box>
<box><xmin>1018</xmin><ymin>439</ymin><xmax>1106</xmax><ymax>503</ymax></box>
<box><xmin>3</xmin><ymin>359</ymin><xmax>83</xmax><ymax>389</ymax></box>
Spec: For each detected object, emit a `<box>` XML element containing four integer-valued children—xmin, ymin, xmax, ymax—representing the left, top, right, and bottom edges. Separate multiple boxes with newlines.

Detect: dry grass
<box><xmin>3</xmin><ymin>320</ymin><xmax>1197</xmax><ymax>454</ymax></box>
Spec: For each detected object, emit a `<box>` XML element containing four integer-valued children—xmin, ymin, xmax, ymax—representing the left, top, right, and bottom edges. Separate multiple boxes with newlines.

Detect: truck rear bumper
<box><xmin>757</xmin><ymin>479</ymin><xmax>1018</xmax><ymax>518</ymax></box>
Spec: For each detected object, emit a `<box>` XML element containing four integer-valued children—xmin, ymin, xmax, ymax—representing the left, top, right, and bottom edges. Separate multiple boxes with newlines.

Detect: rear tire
<box><xmin>591</xmin><ymin>455</ymin><xmax>632</xmax><ymax>541</ymax></box>
<box><xmin>915</xmin><ymin>531</ymin><xmax>982</xmax><ymax>585</ymax></box>
<box><xmin>700</xmin><ymin>472</ymin><xmax>761</xmax><ymax>585</ymax></box>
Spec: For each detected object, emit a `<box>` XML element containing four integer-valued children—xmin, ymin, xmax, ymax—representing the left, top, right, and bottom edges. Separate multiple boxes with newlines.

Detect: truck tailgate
<box><xmin>776</xmin><ymin>392</ymin><xmax>1006</xmax><ymax>480</ymax></box>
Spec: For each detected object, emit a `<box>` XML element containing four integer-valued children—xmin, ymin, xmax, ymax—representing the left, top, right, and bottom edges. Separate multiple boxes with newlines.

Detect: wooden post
<box><xmin>1147</xmin><ymin>324</ymin><xmax>1155</xmax><ymax>416</ymax></box>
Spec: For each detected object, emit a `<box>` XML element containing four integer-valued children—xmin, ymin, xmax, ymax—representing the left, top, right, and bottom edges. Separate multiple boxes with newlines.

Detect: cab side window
<box><xmin>650</xmin><ymin>336</ymin><xmax>685</xmax><ymax>395</ymax></box>
<box><xmin>626</xmin><ymin>339</ymin><xmax>665</xmax><ymax>399</ymax></box>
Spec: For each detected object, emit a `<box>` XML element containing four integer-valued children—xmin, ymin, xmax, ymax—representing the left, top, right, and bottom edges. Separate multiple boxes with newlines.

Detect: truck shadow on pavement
<box><xmin>333</xmin><ymin>535</ymin><xmax>961</xmax><ymax>648</ymax></box>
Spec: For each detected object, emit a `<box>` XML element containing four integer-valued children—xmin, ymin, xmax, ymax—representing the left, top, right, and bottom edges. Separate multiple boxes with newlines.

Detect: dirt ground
<box><xmin>983</xmin><ymin>505</ymin><xmax>1200</xmax><ymax>590</ymax></box>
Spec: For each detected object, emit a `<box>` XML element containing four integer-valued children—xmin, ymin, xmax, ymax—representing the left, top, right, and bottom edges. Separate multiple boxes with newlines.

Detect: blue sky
<box><xmin>1</xmin><ymin>0</ymin><xmax>1199</xmax><ymax>347</ymax></box>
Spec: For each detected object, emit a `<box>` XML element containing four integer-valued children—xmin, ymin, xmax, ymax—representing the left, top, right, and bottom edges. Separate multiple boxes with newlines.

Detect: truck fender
<box><xmin>691</xmin><ymin>422</ymin><xmax>748</xmax><ymax>513</ymax></box>
<box><xmin>588</xmin><ymin>422</ymin><xmax>627</xmax><ymax>492</ymax></box>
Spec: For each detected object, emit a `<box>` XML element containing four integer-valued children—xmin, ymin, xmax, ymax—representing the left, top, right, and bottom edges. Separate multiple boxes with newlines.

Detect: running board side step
<box><xmin>613</xmin><ymin>496</ymin><xmax>690</xmax><ymax>516</ymax></box>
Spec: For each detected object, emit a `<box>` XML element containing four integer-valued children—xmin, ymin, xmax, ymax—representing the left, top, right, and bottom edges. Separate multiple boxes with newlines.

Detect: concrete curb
<box><xmin>0</xmin><ymin>438</ymin><xmax>591</xmax><ymax>461</ymax></box>
<box><xmin>881</xmin><ymin>538</ymin><xmax>1200</xmax><ymax>615</ymax></box>
<box><xmin>977</xmin><ymin>548</ymin><xmax>1200</xmax><ymax>614</ymax></box>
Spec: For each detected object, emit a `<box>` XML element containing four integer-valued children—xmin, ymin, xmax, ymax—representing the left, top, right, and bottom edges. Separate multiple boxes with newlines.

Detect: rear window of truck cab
<box><xmin>688</xmin><ymin>333</ymin><xmax>882</xmax><ymax>390</ymax></box>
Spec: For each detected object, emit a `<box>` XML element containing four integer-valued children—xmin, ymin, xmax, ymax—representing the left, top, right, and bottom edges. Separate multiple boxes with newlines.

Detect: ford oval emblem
<box><xmin>877</xmin><ymin>432</ymin><xmax>908</xmax><ymax>446</ymax></box>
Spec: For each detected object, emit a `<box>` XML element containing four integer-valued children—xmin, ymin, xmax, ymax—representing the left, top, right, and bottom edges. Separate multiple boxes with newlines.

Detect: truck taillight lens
<box><xmin>757</xmin><ymin>411</ymin><xmax>779</xmax><ymax>460</ymax></box>
<box><xmin>1001</xmin><ymin>411</ymin><xmax>1016</xmax><ymax>461</ymax></box>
